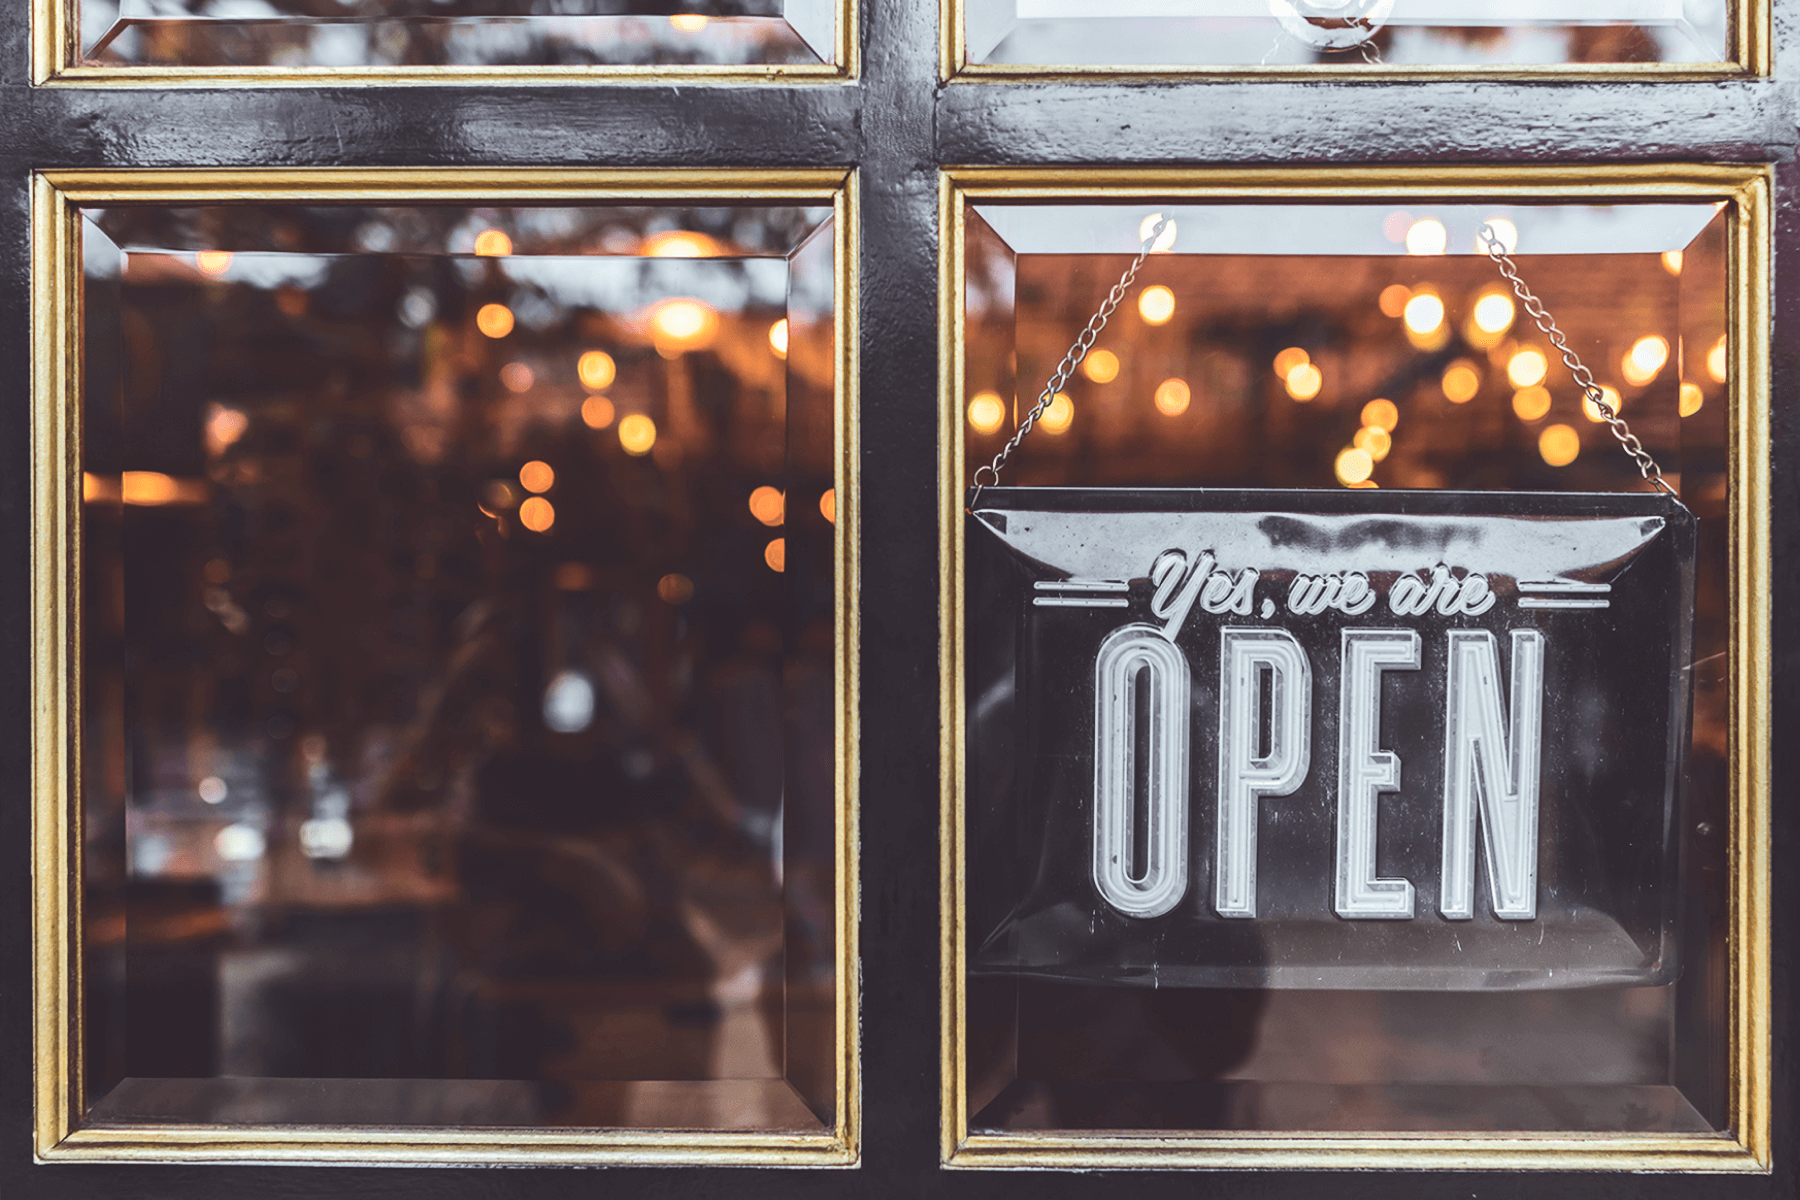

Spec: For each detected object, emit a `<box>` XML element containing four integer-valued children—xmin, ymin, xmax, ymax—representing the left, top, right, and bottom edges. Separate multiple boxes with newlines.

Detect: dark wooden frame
<box><xmin>0</xmin><ymin>0</ymin><xmax>1793</xmax><ymax>1196</ymax></box>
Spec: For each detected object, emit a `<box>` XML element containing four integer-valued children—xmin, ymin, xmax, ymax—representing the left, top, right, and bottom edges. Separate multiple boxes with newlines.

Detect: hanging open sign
<box><xmin>965</xmin><ymin>488</ymin><xmax>1695</xmax><ymax>990</ymax></box>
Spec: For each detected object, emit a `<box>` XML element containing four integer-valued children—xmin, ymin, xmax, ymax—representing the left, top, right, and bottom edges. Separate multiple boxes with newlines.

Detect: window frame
<box><xmin>936</xmin><ymin>162</ymin><xmax>1773</xmax><ymax>1172</ymax></box>
<box><xmin>28</xmin><ymin>165</ymin><xmax>862</xmax><ymax>1167</ymax></box>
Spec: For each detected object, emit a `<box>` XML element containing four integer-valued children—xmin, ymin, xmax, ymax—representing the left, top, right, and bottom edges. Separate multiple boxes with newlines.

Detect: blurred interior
<box><xmin>81</xmin><ymin>0</ymin><xmax>836</xmax><ymax>69</ymax></box>
<box><xmin>962</xmin><ymin>201</ymin><xmax>1733</xmax><ymax>1134</ymax></box>
<box><xmin>79</xmin><ymin>202</ymin><xmax>841</xmax><ymax>1130</ymax></box>
<box><xmin>966</xmin><ymin>0</ymin><xmax>1734</xmax><ymax>68</ymax></box>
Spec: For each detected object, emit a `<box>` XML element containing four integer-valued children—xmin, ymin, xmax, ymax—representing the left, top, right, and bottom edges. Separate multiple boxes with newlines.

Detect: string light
<box><xmin>519</xmin><ymin>497</ymin><xmax>555</xmax><ymax>532</ymax></box>
<box><xmin>618</xmin><ymin>414</ymin><xmax>657</xmax><ymax>455</ymax></box>
<box><xmin>1583</xmin><ymin>385</ymin><xmax>1624</xmax><ymax>423</ymax></box>
<box><xmin>1507</xmin><ymin>347</ymin><xmax>1549</xmax><ymax>389</ymax></box>
<box><xmin>1082</xmin><ymin>348</ymin><xmax>1120</xmax><ymax>384</ymax></box>
<box><xmin>1706</xmin><ymin>334</ymin><xmax>1728</xmax><ymax>383</ymax></box>
<box><xmin>1039</xmin><ymin>393</ymin><xmax>1074</xmax><ymax>434</ymax></box>
<box><xmin>1679</xmin><ymin>382</ymin><xmax>1705</xmax><ymax>417</ymax></box>
<box><xmin>582</xmin><ymin>396</ymin><xmax>616</xmax><ymax>429</ymax></box>
<box><xmin>748</xmin><ymin>486</ymin><xmax>785</xmax><ymax>526</ymax></box>
<box><xmin>1441</xmin><ymin>359</ymin><xmax>1481</xmax><ymax>404</ymax></box>
<box><xmin>519</xmin><ymin>461</ymin><xmax>554</xmax><ymax>494</ymax></box>
<box><xmin>1622</xmin><ymin>335</ymin><xmax>1669</xmax><ymax>386</ymax></box>
<box><xmin>578</xmin><ymin>350</ymin><xmax>616</xmax><ymax>390</ymax></box>
<box><xmin>1273</xmin><ymin>347</ymin><xmax>1309</xmax><ymax>377</ymax></box>
<box><xmin>1285</xmin><ymin>363</ymin><xmax>1323</xmax><ymax>402</ymax></box>
<box><xmin>1405</xmin><ymin>218</ymin><xmax>1447</xmax><ymax>257</ymax></box>
<box><xmin>820</xmin><ymin>489</ymin><xmax>835</xmax><ymax>523</ymax></box>
<box><xmin>1335</xmin><ymin>447</ymin><xmax>1374</xmax><ymax>486</ymax></box>
<box><xmin>1378</xmin><ymin>285</ymin><xmax>1411</xmax><ymax>319</ymax></box>
<box><xmin>473</xmin><ymin>229</ymin><xmax>512</xmax><ymax>257</ymax></box>
<box><xmin>1403</xmin><ymin>292</ymin><xmax>1445</xmax><ymax>336</ymax></box>
<box><xmin>764</xmin><ymin>538</ymin><xmax>786</xmax><ymax>572</ymax></box>
<box><xmin>768</xmin><ymin>319</ymin><xmax>789</xmax><ymax>359</ymax></box>
<box><xmin>476</xmin><ymin>303</ymin><xmax>514</xmax><ymax>339</ymax></box>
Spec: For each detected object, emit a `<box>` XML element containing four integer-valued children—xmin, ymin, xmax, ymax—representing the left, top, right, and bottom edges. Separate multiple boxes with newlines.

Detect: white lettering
<box><xmin>1335</xmin><ymin>629</ymin><xmax>1419</xmax><ymax>919</ymax></box>
<box><xmin>1215</xmin><ymin>629</ymin><xmax>1312</xmax><ymax>919</ymax></box>
<box><xmin>1091</xmin><ymin>624</ymin><xmax>1191</xmax><ymax>918</ymax></box>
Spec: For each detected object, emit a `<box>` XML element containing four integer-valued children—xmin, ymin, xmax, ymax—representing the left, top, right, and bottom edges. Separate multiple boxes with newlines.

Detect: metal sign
<box><xmin>966</xmin><ymin>488</ymin><xmax>1695</xmax><ymax>990</ymax></box>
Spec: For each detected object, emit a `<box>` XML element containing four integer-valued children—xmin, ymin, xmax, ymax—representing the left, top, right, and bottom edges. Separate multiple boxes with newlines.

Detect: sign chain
<box><xmin>969</xmin><ymin>216</ymin><xmax>1678</xmax><ymax>505</ymax></box>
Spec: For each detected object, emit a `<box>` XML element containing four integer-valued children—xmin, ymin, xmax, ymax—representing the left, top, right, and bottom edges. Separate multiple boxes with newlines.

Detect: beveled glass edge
<box><xmin>31</xmin><ymin>0</ymin><xmax>858</xmax><ymax>86</ymax></box>
<box><xmin>935</xmin><ymin>163</ymin><xmax>1773</xmax><ymax>1172</ymax></box>
<box><xmin>938</xmin><ymin>0</ymin><xmax>1771</xmax><ymax>83</ymax></box>
<box><xmin>31</xmin><ymin>165</ymin><xmax>861</xmax><ymax>1168</ymax></box>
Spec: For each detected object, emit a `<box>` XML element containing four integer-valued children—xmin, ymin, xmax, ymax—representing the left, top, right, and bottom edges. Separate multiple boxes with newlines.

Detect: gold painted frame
<box><xmin>937</xmin><ymin>164</ymin><xmax>1771</xmax><ymax>1171</ymax></box>
<box><xmin>32</xmin><ymin>0</ymin><xmax>856</xmax><ymax>86</ymax></box>
<box><xmin>31</xmin><ymin>166</ymin><xmax>861</xmax><ymax>1166</ymax></box>
<box><xmin>941</xmin><ymin>0</ymin><xmax>1770</xmax><ymax>81</ymax></box>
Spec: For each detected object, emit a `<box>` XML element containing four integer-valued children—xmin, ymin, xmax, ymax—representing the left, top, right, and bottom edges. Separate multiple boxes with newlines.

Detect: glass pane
<box><xmin>961</xmin><ymin>200</ymin><xmax>1731</xmax><ymax>1135</ymax></box>
<box><xmin>80</xmin><ymin>201</ymin><xmax>842</xmax><ymax>1131</ymax></box>
<box><xmin>80</xmin><ymin>0</ymin><xmax>837</xmax><ymax>68</ymax></box>
<box><xmin>965</xmin><ymin>1</ymin><xmax>1733</xmax><ymax>68</ymax></box>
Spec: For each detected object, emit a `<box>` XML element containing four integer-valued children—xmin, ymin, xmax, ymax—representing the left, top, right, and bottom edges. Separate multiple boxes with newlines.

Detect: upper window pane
<box><xmin>78</xmin><ymin>0</ymin><xmax>840</xmax><ymax>70</ymax></box>
<box><xmin>961</xmin><ymin>0</ymin><xmax>1740</xmax><ymax>71</ymax></box>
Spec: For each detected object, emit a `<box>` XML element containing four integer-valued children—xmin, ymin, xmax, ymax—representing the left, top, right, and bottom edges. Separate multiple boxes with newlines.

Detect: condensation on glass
<box><xmin>963</xmin><ymin>0</ymin><xmax>1734</xmax><ymax>69</ymax></box>
<box><xmin>79</xmin><ymin>201</ymin><xmax>840</xmax><ymax>1131</ymax></box>
<box><xmin>79</xmin><ymin>0</ymin><xmax>838</xmax><ymax>69</ymax></box>
<box><xmin>960</xmin><ymin>200</ymin><xmax>1732</xmax><ymax>1136</ymax></box>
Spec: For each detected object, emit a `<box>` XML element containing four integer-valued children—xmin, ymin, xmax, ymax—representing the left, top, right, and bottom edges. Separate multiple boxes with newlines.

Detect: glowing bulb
<box><xmin>1512</xmin><ymin>386</ymin><xmax>1552</xmax><ymax>422</ymax></box>
<box><xmin>1481</xmin><ymin>218</ymin><xmax>1519</xmax><ymax>253</ymax></box>
<box><xmin>1335</xmin><ymin>447</ymin><xmax>1374</xmax><ymax>486</ymax></box>
<box><xmin>1138</xmin><ymin>213</ymin><xmax>1178</xmax><ymax>252</ymax></box>
<box><xmin>1507</xmin><ymin>347</ymin><xmax>1549</xmax><ymax>388</ymax></box>
<box><xmin>519</xmin><ymin>496</ymin><xmax>555</xmax><ymax>532</ymax></box>
<box><xmin>500</xmin><ymin>362</ymin><xmax>534</xmax><ymax>393</ymax></box>
<box><xmin>649</xmin><ymin>298</ymin><xmax>718</xmax><ymax>358</ymax></box>
<box><xmin>670</xmin><ymin>13</ymin><xmax>709</xmax><ymax>30</ymax></box>
<box><xmin>198</xmin><ymin>776</ymin><xmax>228</xmax><ymax>804</ymax></box>
<box><xmin>519</xmin><ymin>460</ymin><xmax>555</xmax><ymax>494</ymax></box>
<box><xmin>1472</xmin><ymin>292</ymin><xmax>1516</xmax><ymax>335</ymax></box>
<box><xmin>967</xmin><ymin>391</ymin><xmax>1006</xmax><ymax>434</ymax></box>
<box><xmin>1662</xmin><ymin>250</ymin><xmax>1684</xmax><ymax>276</ymax></box>
<box><xmin>618</xmin><ymin>413</ymin><xmax>657</xmax><ymax>456</ymax></box>
<box><xmin>642</xmin><ymin>230</ymin><xmax>715</xmax><ymax>258</ymax></box>
<box><xmin>820</xmin><ymin>488</ymin><xmax>835</xmax><ymax>524</ymax></box>
<box><xmin>1405</xmin><ymin>218</ymin><xmax>1448</xmax><ymax>257</ymax></box>
<box><xmin>1153</xmin><ymin>378</ymin><xmax>1191</xmax><ymax>417</ymax></box>
<box><xmin>1583</xmin><ymin>385</ymin><xmax>1624</xmax><ymax>423</ymax></box>
<box><xmin>658</xmin><ymin>574</ymin><xmax>695</xmax><ymax>604</ymax></box>
<box><xmin>473</xmin><ymin>229</ymin><xmax>512</xmax><ymax>257</ymax></box>
<box><xmin>578</xmin><ymin>350</ymin><xmax>617</xmax><ymax>390</ymax></box>
<box><xmin>1622</xmin><ymin>335</ymin><xmax>1670</xmax><ymax>386</ymax></box>
<box><xmin>1403</xmin><ymin>293</ymin><xmax>1445</xmax><ymax>335</ymax></box>
<box><xmin>1539</xmin><ymin>423</ymin><xmax>1580</xmax><ymax>467</ymax></box>
<box><xmin>1082</xmin><ymin>348</ymin><xmax>1120</xmax><ymax>384</ymax></box>
<box><xmin>1706</xmin><ymin>334</ymin><xmax>1728</xmax><ymax>383</ymax></box>
<box><xmin>476</xmin><ymin>303</ymin><xmax>514</xmax><ymax>338</ymax></box>
<box><xmin>748</xmin><ymin>485</ymin><xmax>785</xmax><ymax>527</ymax></box>
<box><xmin>769</xmin><ymin>318</ymin><xmax>789</xmax><ymax>358</ymax></box>
<box><xmin>764</xmin><ymin>538</ymin><xmax>786</xmax><ymax>572</ymax></box>
<box><xmin>1285</xmin><ymin>363</ymin><xmax>1323</xmax><ymax>402</ymax></box>
<box><xmin>1679</xmin><ymin>382</ymin><xmax>1705</xmax><ymax>418</ymax></box>
<box><xmin>1038</xmin><ymin>393</ymin><xmax>1074</xmax><ymax>434</ymax></box>
<box><xmin>1378</xmin><ymin>284</ymin><xmax>1411</xmax><ymax>319</ymax></box>
<box><xmin>1137</xmin><ymin>286</ymin><xmax>1175</xmax><ymax>326</ymax></box>
<box><xmin>1273</xmin><ymin>347</ymin><xmax>1310</xmax><ymax>377</ymax></box>
<box><xmin>196</xmin><ymin>250</ymin><xmax>233</xmax><ymax>277</ymax></box>
<box><xmin>581</xmin><ymin>395</ymin><xmax>616</xmax><ymax>429</ymax></box>
<box><xmin>1361</xmin><ymin>398</ymin><xmax>1398</xmax><ymax>432</ymax></box>
<box><xmin>1354</xmin><ymin>425</ymin><xmax>1392</xmax><ymax>462</ymax></box>
<box><xmin>1441</xmin><ymin>360</ymin><xmax>1481</xmax><ymax>404</ymax></box>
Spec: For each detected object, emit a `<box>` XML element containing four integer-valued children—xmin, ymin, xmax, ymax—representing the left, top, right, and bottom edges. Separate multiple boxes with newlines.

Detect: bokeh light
<box><xmin>581</xmin><ymin>395</ymin><xmax>616</xmax><ymax>429</ymax></box>
<box><xmin>519</xmin><ymin>461</ymin><xmax>555</xmax><ymax>494</ymax></box>
<box><xmin>1361</xmin><ymin>398</ymin><xmax>1398</xmax><ymax>432</ymax></box>
<box><xmin>1622</xmin><ymin>335</ymin><xmax>1670</xmax><ymax>386</ymax></box>
<box><xmin>657</xmin><ymin>574</ymin><xmax>695</xmax><ymax>604</ymax></box>
<box><xmin>1507</xmin><ymin>347</ymin><xmax>1549</xmax><ymax>388</ymax></box>
<box><xmin>1583</xmin><ymin>385</ymin><xmax>1624</xmax><ymax>424</ymax></box>
<box><xmin>1539</xmin><ymin>423</ymin><xmax>1581</xmax><ymax>467</ymax></box>
<box><xmin>1137</xmin><ymin>286</ymin><xmax>1175</xmax><ymax>325</ymax></box>
<box><xmin>1472</xmin><ymin>291</ymin><xmax>1516</xmax><ymax>335</ymax></box>
<box><xmin>764</xmin><ymin>538</ymin><xmax>786</xmax><ymax>573</ymax></box>
<box><xmin>1405</xmin><ymin>218</ymin><xmax>1447</xmax><ymax>256</ymax></box>
<box><xmin>1512</xmin><ymin>385</ymin><xmax>1552</xmax><ymax>421</ymax></box>
<box><xmin>1335</xmin><ymin>447</ymin><xmax>1374</xmax><ymax>485</ymax></box>
<box><xmin>1285</xmin><ymin>363</ymin><xmax>1323</xmax><ymax>402</ymax></box>
<box><xmin>1273</xmin><ymin>347</ymin><xmax>1310</xmax><ymax>377</ymax></box>
<box><xmin>1707</xmin><ymin>334</ymin><xmax>1728</xmax><ymax>383</ymax></box>
<box><xmin>968</xmin><ymin>391</ymin><xmax>1006</xmax><ymax>434</ymax></box>
<box><xmin>1378</xmin><ymin>284</ymin><xmax>1411</xmax><ymax>319</ymax></box>
<box><xmin>1354</xmin><ymin>425</ymin><xmax>1392</xmax><ymax>462</ymax></box>
<box><xmin>196</xmin><ymin>250</ymin><xmax>233</xmax><ymax>277</ymax></box>
<box><xmin>518</xmin><ymin>496</ymin><xmax>555</xmax><ymax>532</ymax></box>
<box><xmin>748</xmin><ymin>486</ymin><xmax>785</xmax><ymax>526</ymax></box>
<box><xmin>1403</xmin><ymin>292</ymin><xmax>1445</xmax><ymax>335</ymax></box>
<box><xmin>1441</xmin><ymin>359</ymin><xmax>1481</xmax><ymax>404</ymax></box>
<box><xmin>768</xmin><ymin>318</ymin><xmax>789</xmax><ymax>359</ymax></box>
<box><xmin>500</xmin><ymin>362</ymin><xmax>534</xmax><ymax>393</ymax></box>
<box><xmin>618</xmin><ymin>413</ymin><xmax>657</xmax><ymax>455</ymax></box>
<box><xmin>1082</xmin><ymin>348</ymin><xmax>1120</xmax><ymax>384</ymax></box>
<box><xmin>476</xmin><ymin>303</ymin><xmax>514</xmax><ymax>339</ymax></box>
<box><xmin>1154</xmin><ymin>378</ymin><xmax>1191</xmax><ymax>416</ymax></box>
<box><xmin>1680</xmin><ymin>382</ymin><xmax>1705</xmax><ymax>417</ymax></box>
<box><xmin>1038</xmin><ymin>393</ymin><xmax>1074</xmax><ymax>434</ymax></box>
<box><xmin>473</xmin><ymin>229</ymin><xmax>512</xmax><ymax>257</ymax></box>
<box><xmin>578</xmin><ymin>349</ymin><xmax>616</xmax><ymax>390</ymax></box>
<box><xmin>820</xmin><ymin>488</ymin><xmax>836</xmax><ymax>523</ymax></box>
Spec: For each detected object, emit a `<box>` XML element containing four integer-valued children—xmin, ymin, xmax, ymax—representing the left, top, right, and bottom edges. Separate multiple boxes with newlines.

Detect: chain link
<box><xmin>968</xmin><ymin>215</ymin><xmax>1169</xmax><ymax>508</ymax></box>
<box><xmin>1477</xmin><ymin>222</ymin><xmax>1675</xmax><ymax>496</ymax></box>
<box><xmin>969</xmin><ymin>215</ymin><xmax>1677</xmax><ymax>505</ymax></box>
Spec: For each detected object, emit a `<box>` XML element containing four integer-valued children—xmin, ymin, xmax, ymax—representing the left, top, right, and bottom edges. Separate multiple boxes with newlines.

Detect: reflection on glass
<box><xmin>81</xmin><ymin>202</ymin><xmax>839</xmax><ymax>1131</ymax></box>
<box><xmin>964</xmin><ymin>0</ymin><xmax>1733</xmax><ymax>68</ymax></box>
<box><xmin>81</xmin><ymin>0</ymin><xmax>837</xmax><ymax>68</ymax></box>
<box><xmin>963</xmin><ymin>201</ymin><xmax>1731</xmax><ymax>1135</ymax></box>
